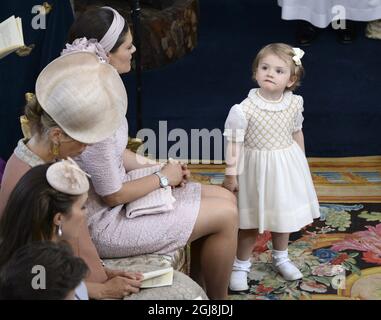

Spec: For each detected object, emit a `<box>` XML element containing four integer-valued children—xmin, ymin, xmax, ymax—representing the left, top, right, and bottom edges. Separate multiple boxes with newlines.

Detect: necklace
<box><xmin>256</xmin><ymin>90</ymin><xmax>284</xmax><ymax>103</ymax></box>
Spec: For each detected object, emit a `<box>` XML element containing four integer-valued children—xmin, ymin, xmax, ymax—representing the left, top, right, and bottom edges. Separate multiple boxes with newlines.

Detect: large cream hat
<box><xmin>36</xmin><ymin>51</ymin><xmax>127</xmax><ymax>144</ymax></box>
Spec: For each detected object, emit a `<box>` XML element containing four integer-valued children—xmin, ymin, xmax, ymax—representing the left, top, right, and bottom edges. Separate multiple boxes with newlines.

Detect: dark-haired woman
<box><xmin>0</xmin><ymin>52</ymin><xmax>143</xmax><ymax>299</ymax></box>
<box><xmin>0</xmin><ymin>162</ymin><xmax>143</xmax><ymax>300</ymax></box>
<box><xmin>64</xmin><ymin>6</ymin><xmax>238</xmax><ymax>299</ymax></box>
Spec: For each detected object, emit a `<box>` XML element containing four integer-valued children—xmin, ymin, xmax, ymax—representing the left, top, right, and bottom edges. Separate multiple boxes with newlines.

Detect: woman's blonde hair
<box><xmin>252</xmin><ymin>43</ymin><xmax>305</xmax><ymax>91</ymax></box>
<box><xmin>24</xmin><ymin>93</ymin><xmax>59</xmax><ymax>137</ymax></box>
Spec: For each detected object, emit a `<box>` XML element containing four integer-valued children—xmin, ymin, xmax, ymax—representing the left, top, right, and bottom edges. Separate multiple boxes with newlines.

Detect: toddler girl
<box><xmin>223</xmin><ymin>43</ymin><xmax>320</xmax><ymax>291</ymax></box>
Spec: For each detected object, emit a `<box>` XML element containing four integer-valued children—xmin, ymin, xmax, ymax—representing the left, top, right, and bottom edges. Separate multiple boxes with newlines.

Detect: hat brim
<box><xmin>36</xmin><ymin>52</ymin><xmax>127</xmax><ymax>144</ymax></box>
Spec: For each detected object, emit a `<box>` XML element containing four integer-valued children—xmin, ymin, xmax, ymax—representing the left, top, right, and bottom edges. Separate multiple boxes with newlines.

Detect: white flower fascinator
<box><xmin>292</xmin><ymin>47</ymin><xmax>305</xmax><ymax>66</ymax></box>
<box><xmin>46</xmin><ymin>158</ymin><xmax>90</xmax><ymax>195</ymax></box>
<box><xmin>61</xmin><ymin>37</ymin><xmax>109</xmax><ymax>63</ymax></box>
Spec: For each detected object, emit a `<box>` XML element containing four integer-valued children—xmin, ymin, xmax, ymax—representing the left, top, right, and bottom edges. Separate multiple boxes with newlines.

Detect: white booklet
<box><xmin>0</xmin><ymin>15</ymin><xmax>25</xmax><ymax>59</ymax></box>
<box><xmin>141</xmin><ymin>267</ymin><xmax>174</xmax><ymax>288</ymax></box>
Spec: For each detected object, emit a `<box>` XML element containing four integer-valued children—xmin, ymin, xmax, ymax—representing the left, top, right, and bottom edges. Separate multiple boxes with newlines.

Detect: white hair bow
<box><xmin>292</xmin><ymin>48</ymin><xmax>305</xmax><ymax>66</ymax></box>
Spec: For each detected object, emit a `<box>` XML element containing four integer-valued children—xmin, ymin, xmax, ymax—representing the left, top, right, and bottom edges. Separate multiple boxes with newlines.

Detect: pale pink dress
<box><xmin>0</xmin><ymin>141</ymin><xmax>44</xmax><ymax>216</ymax></box>
<box><xmin>75</xmin><ymin>119</ymin><xmax>201</xmax><ymax>259</ymax></box>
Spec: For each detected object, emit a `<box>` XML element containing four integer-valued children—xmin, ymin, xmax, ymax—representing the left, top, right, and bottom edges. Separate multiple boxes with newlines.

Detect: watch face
<box><xmin>161</xmin><ymin>177</ymin><xmax>169</xmax><ymax>187</ymax></box>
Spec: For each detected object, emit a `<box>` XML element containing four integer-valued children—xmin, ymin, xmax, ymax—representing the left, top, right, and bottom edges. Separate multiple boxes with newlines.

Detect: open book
<box><xmin>0</xmin><ymin>15</ymin><xmax>25</xmax><ymax>59</ymax></box>
<box><xmin>141</xmin><ymin>267</ymin><xmax>174</xmax><ymax>288</ymax></box>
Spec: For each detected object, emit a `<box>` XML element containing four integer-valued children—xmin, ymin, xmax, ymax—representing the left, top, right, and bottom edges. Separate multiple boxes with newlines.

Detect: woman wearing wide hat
<box><xmin>62</xmin><ymin>6</ymin><xmax>238</xmax><ymax>299</ymax></box>
<box><xmin>0</xmin><ymin>51</ymin><xmax>144</xmax><ymax>299</ymax></box>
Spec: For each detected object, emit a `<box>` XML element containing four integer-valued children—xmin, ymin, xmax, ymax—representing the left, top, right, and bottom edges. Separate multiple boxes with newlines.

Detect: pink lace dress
<box><xmin>75</xmin><ymin>119</ymin><xmax>201</xmax><ymax>258</ymax></box>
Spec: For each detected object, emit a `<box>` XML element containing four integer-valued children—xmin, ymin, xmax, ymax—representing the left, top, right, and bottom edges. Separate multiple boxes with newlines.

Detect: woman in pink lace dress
<box><xmin>63</xmin><ymin>6</ymin><xmax>238</xmax><ymax>299</ymax></box>
<box><xmin>0</xmin><ymin>52</ymin><xmax>144</xmax><ymax>299</ymax></box>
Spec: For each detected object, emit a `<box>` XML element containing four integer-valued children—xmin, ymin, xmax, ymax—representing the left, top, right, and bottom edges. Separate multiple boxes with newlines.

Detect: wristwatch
<box><xmin>154</xmin><ymin>171</ymin><xmax>169</xmax><ymax>188</ymax></box>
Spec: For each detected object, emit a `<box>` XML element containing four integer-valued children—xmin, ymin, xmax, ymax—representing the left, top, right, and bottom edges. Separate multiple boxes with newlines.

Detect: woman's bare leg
<box><xmin>189</xmin><ymin>193</ymin><xmax>238</xmax><ymax>299</ymax></box>
<box><xmin>201</xmin><ymin>184</ymin><xmax>237</xmax><ymax>205</ymax></box>
<box><xmin>190</xmin><ymin>185</ymin><xmax>237</xmax><ymax>294</ymax></box>
<box><xmin>189</xmin><ymin>236</ymin><xmax>206</xmax><ymax>290</ymax></box>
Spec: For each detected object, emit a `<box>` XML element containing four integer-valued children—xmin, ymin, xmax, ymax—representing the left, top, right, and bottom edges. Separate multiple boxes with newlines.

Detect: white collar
<box><xmin>14</xmin><ymin>139</ymin><xmax>46</xmax><ymax>167</ymax></box>
<box><xmin>248</xmin><ymin>88</ymin><xmax>292</xmax><ymax>111</ymax></box>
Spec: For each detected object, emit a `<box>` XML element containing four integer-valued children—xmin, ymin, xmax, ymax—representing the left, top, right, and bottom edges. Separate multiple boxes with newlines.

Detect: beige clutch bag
<box><xmin>125</xmin><ymin>165</ymin><xmax>176</xmax><ymax>218</ymax></box>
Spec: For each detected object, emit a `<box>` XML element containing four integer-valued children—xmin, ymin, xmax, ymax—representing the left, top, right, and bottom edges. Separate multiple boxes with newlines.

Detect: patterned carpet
<box><xmin>189</xmin><ymin>156</ymin><xmax>381</xmax><ymax>300</ymax></box>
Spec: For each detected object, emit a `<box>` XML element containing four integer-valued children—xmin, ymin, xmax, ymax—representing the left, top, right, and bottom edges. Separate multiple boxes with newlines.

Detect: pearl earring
<box><xmin>57</xmin><ymin>224</ymin><xmax>63</xmax><ymax>237</ymax></box>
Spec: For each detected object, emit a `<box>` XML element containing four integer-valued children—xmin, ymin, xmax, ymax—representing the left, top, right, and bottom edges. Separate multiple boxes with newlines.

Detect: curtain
<box><xmin>0</xmin><ymin>0</ymin><xmax>74</xmax><ymax>160</ymax></box>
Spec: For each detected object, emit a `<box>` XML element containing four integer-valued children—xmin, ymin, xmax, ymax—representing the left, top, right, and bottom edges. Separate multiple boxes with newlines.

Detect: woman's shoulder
<box><xmin>1</xmin><ymin>151</ymin><xmax>33</xmax><ymax>185</ymax></box>
<box><xmin>3</xmin><ymin>152</ymin><xmax>30</xmax><ymax>170</ymax></box>
<box><xmin>78</xmin><ymin>119</ymin><xmax>128</xmax><ymax>157</ymax></box>
<box><xmin>0</xmin><ymin>153</ymin><xmax>32</xmax><ymax>215</ymax></box>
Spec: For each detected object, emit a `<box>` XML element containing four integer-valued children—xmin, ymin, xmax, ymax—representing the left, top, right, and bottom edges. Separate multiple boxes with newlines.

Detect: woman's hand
<box><xmin>105</xmin><ymin>267</ymin><xmax>143</xmax><ymax>281</ymax></box>
<box><xmin>222</xmin><ymin>175</ymin><xmax>239</xmax><ymax>194</ymax></box>
<box><xmin>101</xmin><ymin>276</ymin><xmax>142</xmax><ymax>299</ymax></box>
<box><xmin>160</xmin><ymin>162</ymin><xmax>183</xmax><ymax>187</ymax></box>
<box><xmin>165</xmin><ymin>159</ymin><xmax>191</xmax><ymax>188</ymax></box>
<box><xmin>179</xmin><ymin>163</ymin><xmax>191</xmax><ymax>187</ymax></box>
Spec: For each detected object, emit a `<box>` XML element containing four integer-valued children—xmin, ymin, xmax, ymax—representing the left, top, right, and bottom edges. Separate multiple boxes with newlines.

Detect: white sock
<box><xmin>232</xmin><ymin>257</ymin><xmax>251</xmax><ymax>271</ymax></box>
<box><xmin>272</xmin><ymin>249</ymin><xmax>303</xmax><ymax>281</ymax></box>
<box><xmin>272</xmin><ymin>249</ymin><xmax>289</xmax><ymax>262</ymax></box>
<box><xmin>229</xmin><ymin>257</ymin><xmax>251</xmax><ymax>291</ymax></box>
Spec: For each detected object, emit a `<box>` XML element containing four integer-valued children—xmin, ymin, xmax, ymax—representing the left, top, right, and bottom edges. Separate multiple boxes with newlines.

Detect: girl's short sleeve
<box><xmin>294</xmin><ymin>96</ymin><xmax>304</xmax><ymax>132</ymax></box>
<box><xmin>223</xmin><ymin>104</ymin><xmax>247</xmax><ymax>142</ymax></box>
<box><xmin>76</xmin><ymin>137</ymin><xmax>124</xmax><ymax>197</ymax></box>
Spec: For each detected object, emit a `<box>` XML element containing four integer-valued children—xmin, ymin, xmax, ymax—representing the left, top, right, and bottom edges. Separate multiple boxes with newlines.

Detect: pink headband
<box><xmin>99</xmin><ymin>6</ymin><xmax>125</xmax><ymax>53</ymax></box>
<box><xmin>60</xmin><ymin>7</ymin><xmax>125</xmax><ymax>62</ymax></box>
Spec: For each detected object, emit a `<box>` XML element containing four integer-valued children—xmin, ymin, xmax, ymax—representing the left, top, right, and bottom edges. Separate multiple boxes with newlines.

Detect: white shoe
<box><xmin>229</xmin><ymin>258</ymin><xmax>251</xmax><ymax>291</ymax></box>
<box><xmin>272</xmin><ymin>258</ymin><xmax>303</xmax><ymax>281</ymax></box>
<box><xmin>229</xmin><ymin>270</ymin><xmax>249</xmax><ymax>291</ymax></box>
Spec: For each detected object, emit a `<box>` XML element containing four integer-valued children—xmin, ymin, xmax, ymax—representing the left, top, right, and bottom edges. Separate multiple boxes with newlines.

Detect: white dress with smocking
<box><xmin>224</xmin><ymin>89</ymin><xmax>320</xmax><ymax>233</ymax></box>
